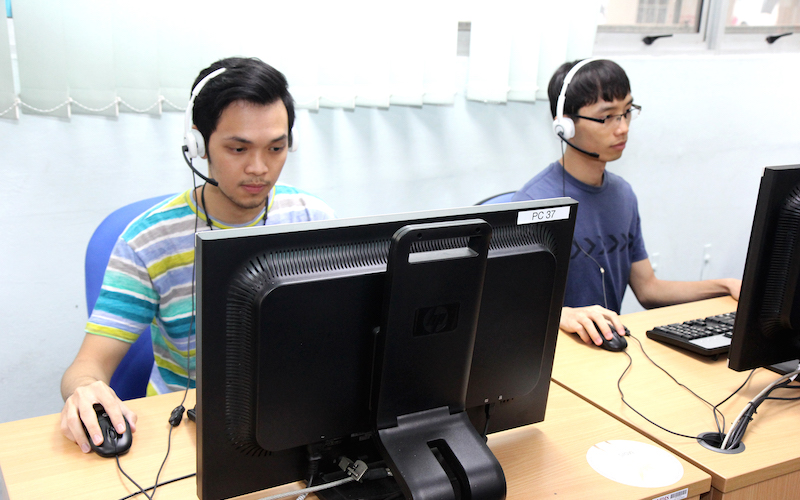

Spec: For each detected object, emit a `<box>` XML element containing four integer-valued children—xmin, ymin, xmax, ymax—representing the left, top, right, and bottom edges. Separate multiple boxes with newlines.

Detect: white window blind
<box><xmin>3</xmin><ymin>0</ymin><xmax>460</xmax><ymax>119</ymax></box>
<box><xmin>466</xmin><ymin>0</ymin><xmax>601</xmax><ymax>103</ymax></box>
<box><xmin>1</xmin><ymin>16</ymin><xmax>14</xmax><ymax>118</ymax></box>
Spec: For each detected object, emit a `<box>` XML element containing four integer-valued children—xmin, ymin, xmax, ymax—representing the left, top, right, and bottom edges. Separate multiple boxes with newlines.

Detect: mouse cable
<box><xmin>117</xmin><ymin>473</ymin><xmax>196</xmax><ymax>500</ymax></box>
<box><xmin>632</xmin><ymin>333</ymin><xmax>759</xmax><ymax>435</ymax></box>
<box><xmin>623</xmin><ymin>334</ymin><xmax>753</xmax><ymax>437</ymax></box>
<box><xmin>617</xmin><ymin>334</ymin><xmax>752</xmax><ymax>440</ymax></box>
<box><xmin>616</xmin><ymin>344</ymin><xmax>698</xmax><ymax>440</ymax></box>
<box><xmin>115</xmin><ymin>455</ymin><xmax>153</xmax><ymax>500</ymax></box>
<box><xmin>149</xmin><ymin>423</ymin><xmax>180</xmax><ymax>498</ymax></box>
<box><xmin>628</xmin><ymin>333</ymin><xmax>746</xmax><ymax>435</ymax></box>
<box><xmin>116</xmin><ymin>392</ymin><xmax>186</xmax><ymax>500</ymax></box>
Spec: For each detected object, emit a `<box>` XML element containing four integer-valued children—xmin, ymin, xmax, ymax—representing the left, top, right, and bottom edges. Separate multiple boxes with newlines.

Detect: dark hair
<box><xmin>547</xmin><ymin>59</ymin><xmax>630</xmax><ymax>119</ymax></box>
<box><xmin>191</xmin><ymin>57</ymin><xmax>295</xmax><ymax>149</ymax></box>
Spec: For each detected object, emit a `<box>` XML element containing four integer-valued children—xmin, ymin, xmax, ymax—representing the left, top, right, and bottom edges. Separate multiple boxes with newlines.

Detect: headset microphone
<box><xmin>182</xmin><ymin>146</ymin><xmax>219</xmax><ymax>186</ymax></box>
<box><xmin>183</xmin><ymin>67</ymin><xmax>227</xmax><ymax>185</ymax></box>
<box><xmin>557</xmin><ymin>132</ymin><xmax>600</xmax><ymax>159</ymax></box>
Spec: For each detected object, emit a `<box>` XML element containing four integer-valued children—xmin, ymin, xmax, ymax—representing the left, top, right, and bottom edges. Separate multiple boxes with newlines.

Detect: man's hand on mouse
<box><xmin>60</xmin><ymin>380</ymin><xmax>137</xmax><ymax>453</ymax></box>
<box><xmin>560</xmin><ymin>305</ymin><xmax>627</xmax><ymax>347</ymax></box>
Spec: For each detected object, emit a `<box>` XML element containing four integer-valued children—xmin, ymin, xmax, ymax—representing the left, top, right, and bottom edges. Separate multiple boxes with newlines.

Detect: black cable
<box><xmin>144</xmin><ymin>177</ymin><xmax>204</xmax><ymax>497</ymax></box>
<box><xmin>616</xmin><ymin>341</ymin><xmax>700</xmax><ymax>439</ymax></box>
<box><xmin>628</xmin><ymin>334</ymin><xmax>730</xmax><ymax>434</ymax></box>
<box><xmin>115</xmin><ymin>455</ymin><xmax>153</xmax><ymax>500</ymax></box>
<box><xmin>199</xmin><ymin>177</ymin><xmax>270</xmax><ymax>231</ymax></box>
<box><xmin>201</xmin><ymin>182</ymin><xmax>214</xmax><ymax>231</ymax></box>
<box><xmin>617</xmin><ymin>334</ymin><xmax>752</xmax><ymax>440</ymax></box>
<box><xmin>621</xmin><ymin>334</ymin><xmax>788</xmax><ymax>449</ymax></box>
<box><xmin>149</xmin><ymin>425</ymin><xmax>178</xmax><ymax>498</ymax></box>
<box><xmin>765</xmin><ymin>389</ymin><xmax>800</xmax><ymax>402</ymax></box>
<box><xmin>117</xmin><ymin>473</ymin><xmax>197</xmax><ymax>500</ymax></box>
<box><xmin>481</xmin><ymin>403</ymin><xmax>495</xmax><ymax>439</ymax></box>
<box><xmin>132</xmin><ymin>175</ymin><xmax>202</xmax><ymax>500</ymax></box>
<box><xmin>712</xmin><ymin>369</ymin><xmax>755</xmax><ymax>433</ymax></box>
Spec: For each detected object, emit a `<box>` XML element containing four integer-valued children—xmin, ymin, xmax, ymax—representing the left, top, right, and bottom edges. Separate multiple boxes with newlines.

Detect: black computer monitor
<box><xmin>729</xmin><ymin>165</ymin><xmax>800</xmax><ymax>372</ymax></box>
<box><xmin>195</xmin><ymin>198</ymin><xmax>576</xmax><ymax>500</ymax></box>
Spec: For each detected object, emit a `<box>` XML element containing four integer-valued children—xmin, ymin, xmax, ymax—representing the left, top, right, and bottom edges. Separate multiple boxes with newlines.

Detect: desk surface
<box><xmin>552</xmin><ymin>297</ymin><xmax>800</xmax><ymax>498</ymax></box>
<box><xmin>0</xmin><ymin>383</ymin><xmax>710</xmax><ymax>499</ymax></box>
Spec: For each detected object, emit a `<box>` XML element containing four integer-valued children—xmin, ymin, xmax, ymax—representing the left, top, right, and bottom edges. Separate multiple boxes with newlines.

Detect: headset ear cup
<box><xmin>186</xmin><ymin>129</ymin><xmax>205</xmax><ymax>158</ymax></box>
<box><xmin>553</xmin><ymin>117</ymin><xmax>575</xmax><ymax>140</ymax></box>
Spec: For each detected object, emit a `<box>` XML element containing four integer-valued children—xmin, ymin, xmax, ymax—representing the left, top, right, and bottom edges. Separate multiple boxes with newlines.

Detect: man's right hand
<box><xmin>60</xmin><ymin>380</ymin><xmax>138</xmax><ymax>453</ymax></box>
<box><xmin>560</xmin><ymin>305</ymin><xmax>626</xmax><ymax>347</ymax></box>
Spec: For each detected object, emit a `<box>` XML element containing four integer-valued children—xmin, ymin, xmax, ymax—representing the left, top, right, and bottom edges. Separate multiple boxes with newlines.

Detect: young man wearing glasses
<box><xmin>511</xmin><ymin>59</ymin><xmax>740</xmax><ymax>348</ymax></box>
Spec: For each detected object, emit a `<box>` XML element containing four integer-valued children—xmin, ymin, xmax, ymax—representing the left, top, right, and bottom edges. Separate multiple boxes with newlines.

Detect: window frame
<box><xmin>594</xmin><ymin>0</ymin><xmax>800</xmax><ymax>55</ymax></box>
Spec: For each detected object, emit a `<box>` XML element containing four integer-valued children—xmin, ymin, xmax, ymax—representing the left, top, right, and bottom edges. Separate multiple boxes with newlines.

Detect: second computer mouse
<box><xmin>594</xmin><ymin>322</ymin><xmax>629</xmax><ymax>352</ymax></box>
<box><xmin>83</xmin><ymin>404</ymin><xmax>132</xmax><ymax>458</ymax></box>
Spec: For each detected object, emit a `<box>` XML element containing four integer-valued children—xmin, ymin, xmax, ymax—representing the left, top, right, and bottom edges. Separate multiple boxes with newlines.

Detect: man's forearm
<box><xmin>636</xmin><ymin>278</ymin><xmax>737</xmax><ymax>309</ymax></box>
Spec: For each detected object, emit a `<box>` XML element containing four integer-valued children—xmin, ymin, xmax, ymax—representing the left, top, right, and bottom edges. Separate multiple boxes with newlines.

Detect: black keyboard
<box><xmin>646</xmin><ymin>312</ymin><xmax>736</xmax><ymax>356</ymax></box>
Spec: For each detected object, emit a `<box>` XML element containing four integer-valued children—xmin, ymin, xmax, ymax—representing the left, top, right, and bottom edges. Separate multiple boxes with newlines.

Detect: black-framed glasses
<box><xmin>573</xmin><ymin>104</ymin><xmax>641</xmax><ymax>127</ymax></box>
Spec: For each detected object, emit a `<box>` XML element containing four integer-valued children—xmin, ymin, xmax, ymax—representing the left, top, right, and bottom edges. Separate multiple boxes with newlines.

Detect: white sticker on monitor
<box><xmin>517</xmin><ymin>206</ymin><xmax>570</xmax><ymax>225</ymax></box>
<box><xmin>586</xmin><ymin>440</ymin><xmax>684</xmax><ymax>488</ymax></box>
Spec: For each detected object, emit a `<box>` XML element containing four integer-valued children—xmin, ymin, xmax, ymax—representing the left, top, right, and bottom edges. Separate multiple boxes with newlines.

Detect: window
<box><xmin>599</xmin><ymin>0</ymin><xmax>705</xmax><ymax>33</ymax></box>
<box><xmin>595</xmin><ymin>0</ymin><xmax>799</xmax><ymax>52</ymax></box>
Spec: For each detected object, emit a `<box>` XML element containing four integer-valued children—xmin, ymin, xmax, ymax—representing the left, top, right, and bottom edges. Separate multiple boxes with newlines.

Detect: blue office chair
<box><xmin>85</xmin><ymin>194</ymin><xmax>173</xmax><ymax>400</ymax></box>
<box><xmin>476</xmin><ymin>191</ymin><xmax>516</xmax><ymax>205</ymax></box>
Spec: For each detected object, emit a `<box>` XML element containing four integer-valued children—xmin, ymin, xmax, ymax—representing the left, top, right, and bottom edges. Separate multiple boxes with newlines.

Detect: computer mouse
<box><xmin>594</xmin><ymin>322</ymin><xmax>629</xmax><ymax>352</ymax></box>
<box><xmin>82</xmin><ymin>404</ymin><xmax>132</xmax><ymax>458</ymax></box>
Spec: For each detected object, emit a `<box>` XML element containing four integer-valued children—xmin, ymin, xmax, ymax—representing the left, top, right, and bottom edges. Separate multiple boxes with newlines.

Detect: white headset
<box><xmin>183</xmin><ymin>67</ymin><xmax>227</xmax><ymax>159</ymax></box>
<box><xmin>552</xmin><ymin>58</ymin><xmax>601</xmax><ymax>140</ymax></box>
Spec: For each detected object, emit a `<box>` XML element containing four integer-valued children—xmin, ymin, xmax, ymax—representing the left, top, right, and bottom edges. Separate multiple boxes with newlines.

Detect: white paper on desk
<box><xmin>586</xmin><ymin>440</ymin><xmax>684</xmax><ymax>488</ymax></box>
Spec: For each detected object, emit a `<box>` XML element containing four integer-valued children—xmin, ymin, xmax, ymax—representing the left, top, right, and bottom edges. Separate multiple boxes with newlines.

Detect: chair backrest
<box><xmin>85</xmin><ymin>194</ymin><xmax>173</xmax><ymax>400</ymax></box>
<box><xmin>476</xmin><ymin>191</ymin><xmax>516</xmax><ymax>205</ymax></box>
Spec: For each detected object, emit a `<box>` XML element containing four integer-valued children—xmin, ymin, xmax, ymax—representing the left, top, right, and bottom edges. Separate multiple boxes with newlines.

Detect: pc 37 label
<box><xmin>517</xmin><ymin>206</ymin><xmax>571</xmax><ymax>225</ymax></box>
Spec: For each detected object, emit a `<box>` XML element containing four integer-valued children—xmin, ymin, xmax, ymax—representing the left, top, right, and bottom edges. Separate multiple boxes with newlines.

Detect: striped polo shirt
<box><xmin>86</xmin><ymin>185</ymin><xmax>335</xmax><ymax>395</ymax></box>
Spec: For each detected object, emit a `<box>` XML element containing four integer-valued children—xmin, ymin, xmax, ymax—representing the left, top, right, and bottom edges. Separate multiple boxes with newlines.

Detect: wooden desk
<box><xmin>0</xmin><ymin>384</ymin><xmax>709</xmax><ymax>499</ymax></box>
<box><xmin>552</xmin><ymin>297</ymin><xmax>800</xmax><ymax>500</ymax></box>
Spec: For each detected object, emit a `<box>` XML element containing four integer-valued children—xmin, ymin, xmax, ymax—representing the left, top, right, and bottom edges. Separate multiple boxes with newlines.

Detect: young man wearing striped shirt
<box><xmin>60</xmin><ymin>57</ymin><xmax>334</xmax><ymax>453</ymax></box>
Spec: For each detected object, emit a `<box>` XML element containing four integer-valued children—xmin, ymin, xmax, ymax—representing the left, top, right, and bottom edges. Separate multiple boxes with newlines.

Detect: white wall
<box><xmin>1</xmin><ymin>54</ymin><xmax>799</xmax><ymax>423</ymax></box>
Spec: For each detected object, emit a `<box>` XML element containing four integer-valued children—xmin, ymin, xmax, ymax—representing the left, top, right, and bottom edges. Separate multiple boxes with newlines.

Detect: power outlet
<box><xmin>703</xmin><ymin>244</ymin><xmax>712</xmax><ymax>264</ymax></box>
<box><xmin>700</xmin><ymin>244</ymin><xmax>712</xmax><ymax>279</ymax></box>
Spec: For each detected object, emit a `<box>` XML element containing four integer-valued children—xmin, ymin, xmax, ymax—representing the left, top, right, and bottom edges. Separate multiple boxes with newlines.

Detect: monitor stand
<box><xmin>766</xmin><ymin>359</ymin><xmax>800</xmax><ymax>375</ymax></box>
<box><xmin>369</xmin><ymin>220</ymin><xmax>506</xmax><ymax>500</ymax></box>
